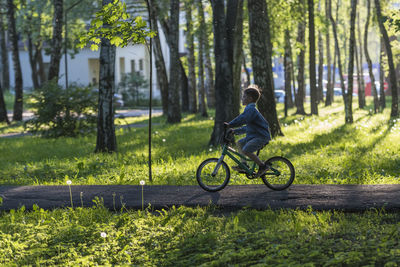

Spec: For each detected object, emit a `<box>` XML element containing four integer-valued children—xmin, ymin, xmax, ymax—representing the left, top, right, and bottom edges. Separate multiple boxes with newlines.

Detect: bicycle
<box><xmin>196</xmin><ymin>127</ymin><xmax>295</xmax><ymax>192</ymax></box>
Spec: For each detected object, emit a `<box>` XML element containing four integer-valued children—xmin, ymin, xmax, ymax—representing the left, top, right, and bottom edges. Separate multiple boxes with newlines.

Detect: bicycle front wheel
<box><xmin>196</xmin><ymin>158</ymin><xmax>230</xmax><ymax>192</ymax></box>
<box><xmin>261</xmin><ymin>156</ymin><xmax>295</xmax><ymax>190</ymax></box>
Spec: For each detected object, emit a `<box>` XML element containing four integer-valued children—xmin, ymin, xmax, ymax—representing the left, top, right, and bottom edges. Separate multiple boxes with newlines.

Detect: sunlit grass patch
<box><xmin>0</xmin><ymin>98</ymin><xmax>399</xmax><ymax>185</ymax></box>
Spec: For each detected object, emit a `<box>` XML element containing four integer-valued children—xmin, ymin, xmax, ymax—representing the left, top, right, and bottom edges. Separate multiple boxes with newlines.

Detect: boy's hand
<box><xmin>223</xmin><ymin>122</ymin><xmax>230</xmax><ymax>128</ymax></box>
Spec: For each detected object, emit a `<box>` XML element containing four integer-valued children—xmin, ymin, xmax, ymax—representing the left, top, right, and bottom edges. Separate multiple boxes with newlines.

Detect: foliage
<box><xmin>118</xmin><ymin>72</ymin><xmax>148</xmax><ymax>107</ymax></box>
<box><xmin>77</xmin><ymin>0</ymin><xmax>155</xmax><ymax>51</ymax></box>
<box><xmin>1</xmin><ymin>204</ymin><xmax>400</xmax><ymax>265</ymax></box>
<box><xmin>24</xmin><ymin>81</ymin><xmax>97</xmax><ymax>138</ymax></box>
<box><xmin>0</xmin><ymin>98</ymin><xmax>399</xmax><ymax>185</ymax></box>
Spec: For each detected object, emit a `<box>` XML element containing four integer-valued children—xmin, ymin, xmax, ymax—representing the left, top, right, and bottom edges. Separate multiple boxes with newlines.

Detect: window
<box><xmin>131</xmin><ymin>60</ymin><xmax>135</xmax><ymax>73</ymax></box>
<box><xmin>119</xmin><ymin>57</ymin><xmax>125</xmax><ymax>75</ymax></box>
<box><xmin>139</xmin><ymin>59</ymin><xmax>143</xmax><ymax>71</ymax></box>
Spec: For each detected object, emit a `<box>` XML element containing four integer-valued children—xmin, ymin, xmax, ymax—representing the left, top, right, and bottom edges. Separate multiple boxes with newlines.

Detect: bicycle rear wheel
<box><xmin>261</xmin><ymin>156</ymin><xmax>295</xmax><ymax>190</ymax></box>
<box><xmin>196</xmin><ymin>158</ymin><xmax>230</xmax><ymax>192</ymax></box>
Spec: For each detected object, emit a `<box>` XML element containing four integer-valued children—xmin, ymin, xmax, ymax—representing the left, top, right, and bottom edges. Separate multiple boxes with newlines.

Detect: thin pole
<box><xmin>64</xmin><ymin>11</ymin><xmax>68</xmax><ymax>90</ymax></box>
<box><xmin>146</xmin><ymin>0</ymin><xmax>153</xmax><ymax>182</ymax></box>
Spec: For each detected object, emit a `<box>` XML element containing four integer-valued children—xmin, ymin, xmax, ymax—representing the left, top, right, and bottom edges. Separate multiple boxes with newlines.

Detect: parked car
<box><xmin>274</xmin><ymin>90</ymin><xmax>285</xmax><ymax>103</ymax></box>
<box><xmin>114</xmin><ymin>93</ymin><xmax>124</xmax><ymax>108</ymax></box>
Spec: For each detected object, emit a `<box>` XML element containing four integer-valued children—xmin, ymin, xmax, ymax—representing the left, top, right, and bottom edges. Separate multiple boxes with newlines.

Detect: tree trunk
<box><xmin>379</xmin><ymin>39</ymin><xmax>386</xmax><ymax>110</ymax></box>
<box><xmin>167</xmin><ymin>0</ymin><xmax>181</xmax><ymax>123</ymax></box>
<box><xmin>375</xmin><ymin>0</ymin><xmax>398</xmax><ymax>117</ymax></box>
<box><xmin>95</xmin><ymin>0</ymin><xmax>117</xmax><ymax>153</ymax></box>
<box><xmin>0</xmin><ymin>14</ymin><xmax>10</xmax><ymax>91</ymax></box>
<box><xmin>27</xmin><ymin>34</ymin><xmax>40</xmax><ymax>90</ymax></box>
<box><xmin>226</xmin><ymin>0</ymin><xmax>243</xmax><ymax>118</ymax></box>
<box><xmin>309</xmin><ymin>0</ymin><xmax>318</xmax><ymax>115</ymax></box>
<box><xmin>317</xmin><ymin>0</ymin><xmax>324</xmax><ymax>103</ymax></box>
<box><xmin>295</xmin><ymin>17</ymin><xmax>306</xmax><ymax>115</ymax></box>
<box><xmin>48</xmin><ymin>0</ymin><xmax>63</xmax><ymax>82</ymax></box>
<box><xmin>329</xmin><ymin>0</ymin><xmax>347</xmax><ymax>117</ymax></box>
<box><xmin>209</xmin><ymin>0</ymin><xmax>235</xmax><ymax>146</ymax></box>
<box><xmin>345</xmin><ymin>0</ymin><xmax>357</xmax><ymax>124</ymax></box>
<box><xmin>0</xmin><ymin>82</ymin><xmax>10</xmax><ymax>124</ymax></box>
<box><xmin>242</xmin><ymin>50</ymin><xmax>251</xmax><ymax>87</ymax></box>
<box><xmin>357</xmin><ymin>10</ymin><xmax>366</xmax><ymax>108</ymax></box>
<box><xmin>185</xmin><ymin>1</ymin><xmax>197</xmax><ymax>113</ymax></box>
<box><xmin>202</xmin><ymin>7</ymin><xmax>215</xmax><ymax>109</ymax></box>
<box><xmin>248</xmin><ymin>0</ymin><xmax>282</xmax><ymax>137</ymax></box>
<box><xmin>284</xmin><ymin>29</ymin><xmax>294</xmax><ymax>108</ymax></box>
<box><xmin>146</xmin><ymin>0</ymin><xmax>168</xmax><ymax>115</ymax></box>
<box><xmin>7</xmin><ymin>0</ymin><xmax>23</xmax><ymax>121</ymax></box>
<box><xmin>364</xmin><ymin>0</ymin><xmax>378</xmax><ymax>113</ymax></box>
<box><xmin>325</xmin><ymin>0</ymin><xmax>333</xmax><ymax>106</ymax></box>
<box><xmin>197</xmin><ymin>0</ymin><xmax>208</xmax><ymax>117</ymax></box>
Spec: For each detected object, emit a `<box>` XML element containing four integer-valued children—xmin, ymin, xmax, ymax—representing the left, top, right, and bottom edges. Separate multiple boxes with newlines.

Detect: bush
<box><xmin>25</xmin><ymin>81</ymin><xmax>97</xmax><ymax>137</ymax></box>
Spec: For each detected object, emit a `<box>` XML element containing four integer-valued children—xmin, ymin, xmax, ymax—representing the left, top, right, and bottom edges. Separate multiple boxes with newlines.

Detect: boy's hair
<box><xmin>244</xmin><ymin>85</ymin><xmax>261</xmax><ymax>102</ymax></box>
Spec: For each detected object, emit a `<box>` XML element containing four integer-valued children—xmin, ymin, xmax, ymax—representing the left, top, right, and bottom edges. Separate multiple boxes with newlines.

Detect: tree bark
<box><xmin>309</xmin><ymin>0</ymin><xmax>318</xmax><ymax>115</ymax></box>
<box><xmin>317</xmin><ymin>0</ymin><xmax>324</xmax><ymax>103</ymax></box>
<box><xmin>226</xmin><ymin>0</ymin><xmax>243</xmax><ymax>118</ymax></box>
<box><xmin>242</xmin><ymin>50</ymin><xmax>251</xmax><ymax>87</ymax></box>
<box><xmin>364</xmin><ymin>0</ymin><xmax>378</xmax><ymax>113</ymax></box>
<box><xmin>0</xmin><ymin>14</ymin><xmax>10</xmax><ymax>91</ymax></box>
<box><xmin>248</xmin><ymin>0</ymin><xmax>282</xmax><ymax>137</ymax></box>
<box><xmin>375</xmin><ymin>0</ymin><xmax>398</xmax><ymax>117</ymax></box>
<box><xmin>27</xmin><ymin>33</ymin><xmax>40</xmax><ymax>89</ymax></box>
<box><xmin>345</xmin><ymin>0</ymin><xmax>357</xmax><ymax>124</ymax></box>
<box><xmin>146</xmin><ymin>0</ymin><xmax>168</xmax><ymax>115</ymax></box>
<box><xmin>7</xmin><ymin>0</ymin><xmax>23</xmax><ymax>121</ymax></box>
<box><xmin>357</xmin><ymin>10</ymin><xmax>365</xmax><ymax>108</ymax></box>
<box><xmin>325</xmin><ymin>0</ymin><xmax>333</xmax><ymax>106</ymax></box>
<box><xmin>95</xmin><ymin>0</ymin><xmax>117</xmax><ymax>153</ymax></box>
<box><xmin>201</xmin><ymin>4</ymin><xmax>215</xmax><ymax>109</ymax></box>
<box><xmin>0</xmin><ymin>82</ymin><xmax>9</xmax><ymax>124</ymax></box>
<box><xmin>209</xmin><ymin>0</ymin><xmax>235</xmax><ymax>145</ymax></box>
<box><xmin>167</xmin><ymin>0</ymin><xmax>181</xmax><ymax>123</ymax></box>
<box><xmin>48</xmin><ymin>0</ymin><xmax>63</xmax><ymax>82</ymax></box>
<box><xmin>284</xmin><ymin>29</ymin><xmax>294</xmax><ymax>109</ymax></box>
<box><xmin>185</xmin><ymin>1</ymin><xmax>197</xmax><ymax>113</ymax></box>
<box><xmin>295</xmin><ymin>16</ymin><xmax>306</xmax><ymax>115</ymax></box>
<box><xmin>379</xmin><ymin>38</ymin><xmax>386</xmax><ymax>110</ymax></box>
<box><xmin>197</xmin><ymin>0</ymin><xmax>208</xmax><ymax>117</ymax></box>
<box><xmin>329</xmin><ymin>0</ymin><xmax>347</xmax><ymax>116</ymax></box>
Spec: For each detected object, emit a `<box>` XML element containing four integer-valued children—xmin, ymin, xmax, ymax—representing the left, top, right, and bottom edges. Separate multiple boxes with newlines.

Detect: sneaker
<box><xmin>255</xmin><ymin>164</ymin><xmax>270</xmax><ymax>177</ymax></box>
<box><xmin>231</xmin><ymin>163</ymin><xmax>249</xmax><ymax>173</ymax></box>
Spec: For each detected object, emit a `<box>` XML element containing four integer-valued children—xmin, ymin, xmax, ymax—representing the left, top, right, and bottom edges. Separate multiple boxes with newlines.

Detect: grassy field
<box><xmin>1</xmin><ymin>203</ymin><xmax>400</xmax><ymax>265</ymax></box>
<box><xmin>0</xmin><ymin>97</ymin><xmax>399</xmax><ymax>186</ymax></box>
<box><xmin>1</xmin><ymin>97</ymin><xmax>400</xmax><ymax>265</ymax></box>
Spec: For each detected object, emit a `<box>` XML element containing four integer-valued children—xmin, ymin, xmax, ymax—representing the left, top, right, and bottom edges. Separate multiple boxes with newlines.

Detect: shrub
<box><xmin>25</xmin><ymin>81</ymin><xmax>98</xmax><ymax>137</ymax></box>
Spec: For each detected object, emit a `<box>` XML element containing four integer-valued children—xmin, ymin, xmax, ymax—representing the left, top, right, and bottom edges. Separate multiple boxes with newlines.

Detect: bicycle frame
<box><xmin>212</xmin><ymin>144</ymin><xmax>257</xmax><ymax>176</ymax></box>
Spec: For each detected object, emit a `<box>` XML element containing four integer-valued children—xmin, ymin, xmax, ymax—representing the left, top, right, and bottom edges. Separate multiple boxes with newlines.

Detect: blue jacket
<box><xmin>228</xmin><ymin>103</ymin><xmax>271</xmax><ymax>142</ymax></box>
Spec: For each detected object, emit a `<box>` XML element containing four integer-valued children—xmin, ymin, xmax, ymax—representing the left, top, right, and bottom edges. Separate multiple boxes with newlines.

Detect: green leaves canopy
<box><xmin>77</xmin><ymin>0</ymin><xmax>155</xmax><ymax>51</ymax></box>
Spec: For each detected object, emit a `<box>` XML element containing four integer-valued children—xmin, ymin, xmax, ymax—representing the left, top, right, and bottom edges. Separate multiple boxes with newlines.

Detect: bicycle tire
<box><xmin>261</xmin><ymin>156</ymin><xmax>295</xmax><ymax>190</ymax></box>
<box><xmin>196</xmin><ymin>158</ymin><xmax>230</xmax><ymax>192</ymax></box>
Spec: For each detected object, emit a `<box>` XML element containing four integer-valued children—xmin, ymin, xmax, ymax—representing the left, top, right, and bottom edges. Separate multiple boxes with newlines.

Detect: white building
<box><xmin>6</xmin><ymin>17</ymin><xmax>187</xmax><ymax>101</ymax></box>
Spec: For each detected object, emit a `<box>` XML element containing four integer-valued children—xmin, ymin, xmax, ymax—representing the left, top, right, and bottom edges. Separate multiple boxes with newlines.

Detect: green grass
<box><xmin>0</xmin><ymin>204</ymin><xmax>400</xmax><ymax>265</ymax></box>
<box><xmin>1</xmin><ymin>97</ymin><xmax>399</xmax><ymax>186</ymax></box>
<box><xmin>1</xmin><ymin>98</ymin><xmax>400</xmax><ymax>266</ymax></box>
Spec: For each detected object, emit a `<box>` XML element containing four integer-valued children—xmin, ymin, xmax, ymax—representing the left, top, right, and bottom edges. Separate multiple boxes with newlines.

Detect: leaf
<box><xmin>90</xmin><ymin>44</ymin><xmax>99</xmax><ymax>51</ymax></box>
<box><xmin>110</xmin><ymin>36</ymin><xmax>123</xmax><ymax>47</ymax></box>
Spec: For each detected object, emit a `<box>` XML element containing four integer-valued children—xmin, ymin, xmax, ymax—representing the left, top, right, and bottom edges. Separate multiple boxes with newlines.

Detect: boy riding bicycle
<box><xmin>225</xmin><ymin>85</ymin><xmax>271</xmax><ymax>178</ymax></box>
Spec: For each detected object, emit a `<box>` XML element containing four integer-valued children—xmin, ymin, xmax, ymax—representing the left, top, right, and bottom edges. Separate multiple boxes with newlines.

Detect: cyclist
<box><xmin>225</xmin><ymin>84</ymin><xmax>271</xmax><ymax>177</ymax></box>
